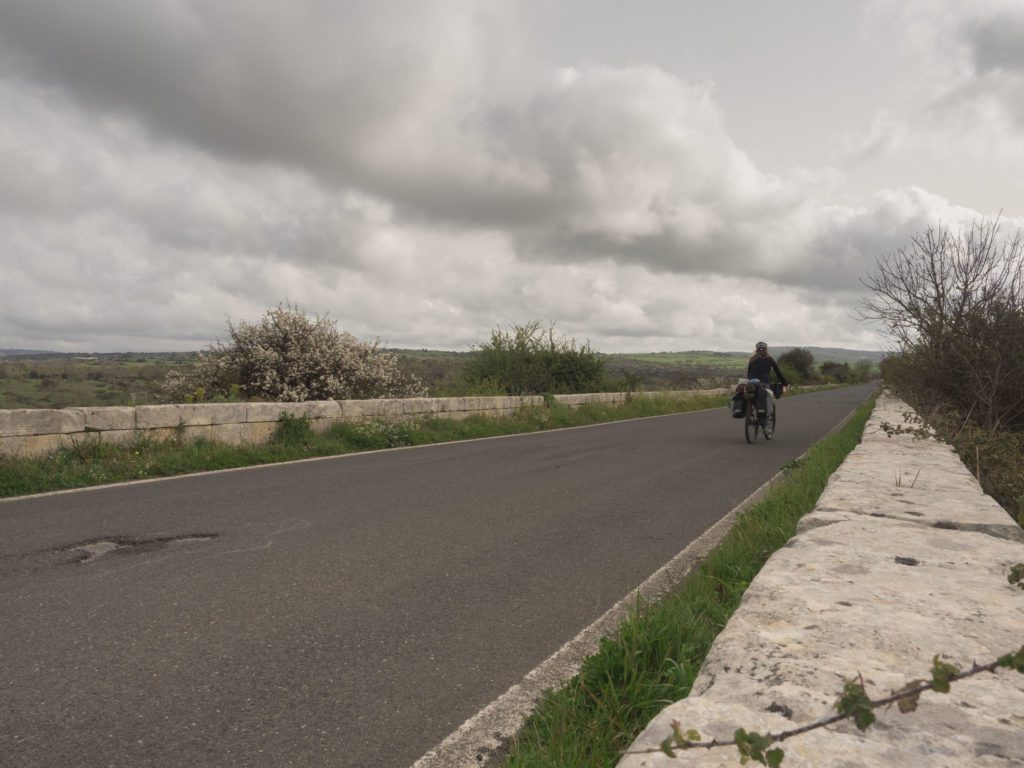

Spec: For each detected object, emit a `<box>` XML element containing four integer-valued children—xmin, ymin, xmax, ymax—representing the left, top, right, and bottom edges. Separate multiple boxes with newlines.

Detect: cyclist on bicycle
<box><xmin>747</xmin><ymin>341</ymin><xmax>787</xmax><ymax>437</ymax></box>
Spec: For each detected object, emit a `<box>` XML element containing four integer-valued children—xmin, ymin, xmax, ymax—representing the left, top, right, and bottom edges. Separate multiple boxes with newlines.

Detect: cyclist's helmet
<box><xmin>756</xmin><ymin>341</ymin><xmax>768</xmax><ymax>351</ymax></box>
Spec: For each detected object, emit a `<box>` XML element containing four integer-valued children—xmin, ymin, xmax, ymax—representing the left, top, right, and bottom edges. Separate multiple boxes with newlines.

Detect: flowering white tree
<box><xmin>164</xmin><ymin>304</ymin><xmax>424</xmax><ymax>402</ymax></box>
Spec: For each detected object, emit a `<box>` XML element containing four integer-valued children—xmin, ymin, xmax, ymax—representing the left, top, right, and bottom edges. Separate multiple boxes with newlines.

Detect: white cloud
<box><xmin>1</xmin><ymin>1</ymin><xmax>1022</xmax><ymax>354</ymax></box>
<box><xmin>846</xmin><ymin>0</ymin><xmax>1024</xmax><ymax>213</ymax></box>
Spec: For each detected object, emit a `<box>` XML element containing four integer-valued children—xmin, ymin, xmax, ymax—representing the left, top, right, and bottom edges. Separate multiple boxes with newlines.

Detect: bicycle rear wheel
<box><xmin>744</xmin><ymin>403</ymin><xmax>758</xmax><ymax>443</ymax></box>
<box><xmin>765</xmin><ymin>406</ymin><xmax>777</xmax><ymax>440</ymax></box>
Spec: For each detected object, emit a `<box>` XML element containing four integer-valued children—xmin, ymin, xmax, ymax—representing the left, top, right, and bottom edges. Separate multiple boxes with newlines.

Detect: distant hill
<box><xmin>771</xmin><ymin>346</ymin><xmax>885</xmax><ymax>364</ymax></box>
<box><xmin>2</xmin><ymin>345</ymin><xmax>884</xmax><ymax>362</ymax></box>
<box><xmin>0</xmin><ymin>349</ymin><xmax>198</xmax><ymax>361</ymax></box>
<box><xmin>609</xmin><ymin>346</ymin><xmax>884</xmax><ymax>367</ymax></box>
<box><xmin>0</xmin><ymin>349</ymin><xmax>58</xmax><ymax>357</ymax></box>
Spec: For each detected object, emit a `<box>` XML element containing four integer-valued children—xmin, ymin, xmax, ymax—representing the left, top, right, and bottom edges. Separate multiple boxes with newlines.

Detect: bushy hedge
<box><xmin>164</xmin><ymin>304</ymin><xmax>424</xmax><ymax>402</ymax></box>
<box><xmin>863</xmin><ymin>219</ymin><xmax>1024</xmax><ymax>431</ymax></box>
<box><xmin>777</xmin><ymin>347</ymin><xmax>815</xmax><ymax>383</ymax></box>
<box><xmin>463</xmin><ymin>321</ymin><xmax>606</xmax><ymax>395</ymax></box>
<box><xmin>862</xmin><ymin>218</ymin><xmax>1024</xmax><ymax>524</ymax></box>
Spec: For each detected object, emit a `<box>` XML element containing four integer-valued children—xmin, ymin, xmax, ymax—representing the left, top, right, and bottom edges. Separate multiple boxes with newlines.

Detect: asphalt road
<box><xmin>0</xmin><ymin>384</ymin><xmax>876</xmax><ymax>768</ymax></box>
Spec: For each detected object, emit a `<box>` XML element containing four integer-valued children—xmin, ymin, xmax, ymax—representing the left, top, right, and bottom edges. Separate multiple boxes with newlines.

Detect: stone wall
<box><xmin>618</xmin><ymin>392</ymin><xmax>1024</xmax><ymax>767</ymax></box>
<box><xmin>0</xmin><ymin>390</ymin><xmax>726</xmax><ymax>458</ymax></box>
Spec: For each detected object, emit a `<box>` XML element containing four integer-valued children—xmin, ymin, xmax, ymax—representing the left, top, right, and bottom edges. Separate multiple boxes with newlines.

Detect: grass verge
<box><xmin>497</xmin><ymin>392</ymin><xmax>877</xmax><ymax>768</ymax></box>
<box><xmin>1</xmin><ymin>392</ymin><xmax>737</xmax><ymax>498</ymax></box>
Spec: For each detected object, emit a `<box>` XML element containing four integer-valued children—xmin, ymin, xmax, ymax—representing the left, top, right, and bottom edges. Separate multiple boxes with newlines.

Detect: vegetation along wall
<box><xmin>0</xmin><ymin>390</ymin><xmax>723</xmax><ymax>458</ymax></box>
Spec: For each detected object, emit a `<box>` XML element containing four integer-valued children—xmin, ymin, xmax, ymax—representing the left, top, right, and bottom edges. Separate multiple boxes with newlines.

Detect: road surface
<box><xmin>0</xmin><ymin>384</ymin><xmax>875</xmax><ymax>767</ymax></box>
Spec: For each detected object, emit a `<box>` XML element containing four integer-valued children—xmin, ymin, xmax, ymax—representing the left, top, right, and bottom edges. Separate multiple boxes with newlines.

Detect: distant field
<box><xmin>611</xmin><ymin>346</ymin><xmax>884</xmax><ymax>367</ymax></box>
<box><xmin>0</xmin><ymin>345</ymin><xmax>882</xmax><ymax>409</ymax></box>
<box><xmin>0</xmin><ymin>352</ymin><xmax>197</xmax><ymax>409</ymax></box>
<box><xmin>612</xmin><ymin>351</ymin><xmax>749</xmax><ymax>369</ymax></box>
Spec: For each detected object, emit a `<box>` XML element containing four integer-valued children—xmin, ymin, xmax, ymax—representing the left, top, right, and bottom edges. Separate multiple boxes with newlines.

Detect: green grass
<box><xmin>0</xmin><ymin>392</ymin><xmax>733</xmax><ymax>498</ymax></box>
<box><xmin>499</xmin><ymin>393</ymin><xmax>877</xmax><ymax>768</ymax></box>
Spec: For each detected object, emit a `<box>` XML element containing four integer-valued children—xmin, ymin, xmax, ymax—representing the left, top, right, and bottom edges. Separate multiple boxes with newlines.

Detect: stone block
<box><xmin>139</xmin><ymin>427</ymin><xmax>181</xmax><ymax>443</ymax></box>
<box><xmin>280</xmin><ymin>402</ymin><xmax>317</xmax><ymax>420</ymax></box>
<box><xmin>348</xmin><ymin>400</ymin><xmax>389</xmax><ymax>419</ymax></box>
<box><xmin>306</xmin><ymin>400</ymin><xmax>341</xmax><ymax>420</ymax></box>
<box><xmin>378</xmin><ymin>399</ymin><xmax>405</xmax><ymax>418</ymax></box>
<box><xmin>309</xmin><ymin>418</ymin><xmax>336</xmax><ymax>434</ymax></box>
<box><xmin>0</xmin><ymin>409</ymin><xmax>85</xmax><ymax>437</ymax></box>
<box><xmin>466</xmin><ymin>397</ymin><xmax>493</xmax><ymax>415</ymax></box>
<box><xmin>246</xmin><ymin>402</ymin><xmax>287</xmax><ymax>423</ymax></box>
<box><xmin>209</xmin><ymin>423</ymin><xmax>245</xmax><ymax>446</ymax></box>
<box><xmin>461</xmin><ymin>397</ymin><xmax>483</xmax><ymax>413</ymax></box>
<box><xmin>54</xmin><ymin>429</ymin><xmax>128</xmax><ymax>448</ymax></box>
<box><xmin>63</xmin><ymin>406</ymin><xmax>136</xmax><ymax>432</ymax></box>
<box><xmin>453</xmin><ymin>397</ymin><xmax>475</xmax><ymax>413</ymax></box>
<box><xmin>554</xmin><ymin>394</ymin><xmax>586</xmax><ymax>407</ymax></box>
<box><xmin>0</xmin><ymin>433</ymin><xmax>66</xmax><ymax>457</ymax></box>
<box><xmin>190</xmin><ymin>403</ymin><xmax>247</xmax><ymax>425</ymax></box>
<box><xmin>337</xmin><ymin>400</ymin><xmax>366</xmax><ymax>420</ymax></box>
<box><xmin>240</xmin><ymin>421</ymin><xmax>278</xmax><ymax>445</ymax></box>
<box><xmin>146</xmin><ymin>403</ymin><xmax>248</xmax><ymax>428</ymax></box>
<box><xmin>402</xmin><ymin>398</ymin><xmax>437</xmax><ymax>416</ymax></box>
<box><xmin>135</xmin><ymin>405</ymin><xmax>185</xmax><ymax>429</ymax></box>
<box><xmin>105</xmin><ymin>430</ymin><xmax>138</xmax><ymax>448</ymax></box>
<box><xmin>179</xmin><ymin>425</ymin><xmax>214</xmax><ymax>442</ymax></box>
<box><xmin>246</xmin><ymin>401</ymin><xmax>327</xmax><ymax>423</ymax></box>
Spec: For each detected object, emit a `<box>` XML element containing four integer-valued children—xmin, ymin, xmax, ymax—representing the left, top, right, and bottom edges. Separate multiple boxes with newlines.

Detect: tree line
<box><xmin>860</xmin><ymin>216</ymin><xmax>1024</xmax><ymax>524</ymax></box>
<box><xmin>772</xmin><ymin>347</ymin><xmax>876</xmax><ymax>387</ymax></box>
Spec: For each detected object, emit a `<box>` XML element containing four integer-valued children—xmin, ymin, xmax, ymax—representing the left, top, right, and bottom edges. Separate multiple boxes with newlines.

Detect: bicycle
<box><xmin>735</xmin><ymin>378</ymin><xmax>776</xmax><ymax>443</ymax></box>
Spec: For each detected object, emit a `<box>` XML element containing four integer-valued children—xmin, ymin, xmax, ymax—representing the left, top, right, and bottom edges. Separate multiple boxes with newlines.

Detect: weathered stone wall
<box><xmin>618</xmin><ymin>392</ymin><xmax>1024</xmax><ymax>767</ymax></box>
<box><xmin>0</xmin><ymin>389</ymin><xmax>727</xmax><ymax>458</ymax></box>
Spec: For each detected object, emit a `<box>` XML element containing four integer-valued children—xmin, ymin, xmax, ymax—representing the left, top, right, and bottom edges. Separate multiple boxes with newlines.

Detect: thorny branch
<box><xmin>624</xmin><ymin>647</ymin><xmax>1024</xmax><ymax>766</ymax></box>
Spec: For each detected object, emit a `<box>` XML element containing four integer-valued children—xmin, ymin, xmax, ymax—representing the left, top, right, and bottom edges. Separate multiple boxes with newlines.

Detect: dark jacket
<box><xmin>747</xmin><ymin>353</ymin><xmax>788</xmax><ymax>386</ymax></box>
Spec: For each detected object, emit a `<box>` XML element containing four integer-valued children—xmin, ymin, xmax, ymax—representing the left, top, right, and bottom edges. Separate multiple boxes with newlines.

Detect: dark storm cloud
<box><xmin>0</xmin><ymin>0</ymin><xmax>543</xmax><ymax>218</ymax></box>
<box><xmin>967</xmin><ymin>11</ymin><xmax>1024</xmax><ymax>75</ymax></box>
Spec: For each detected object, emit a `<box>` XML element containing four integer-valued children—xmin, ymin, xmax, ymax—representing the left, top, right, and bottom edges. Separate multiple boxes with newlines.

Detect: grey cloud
<box><xmin>0</xmin><ymin>0</ymin><xmax>973</xmax><ymax>294</ymax></box>
<box><xmin>966</xmin><ymin>11</ymin><xmax>1024</xmax><ymax>74</ymax></box>
<box><xmin>0</xmin><ymin>2</ymin><xmax>807</xmax><ymax>243</ymax></box>
<box><xmin>925</xmin><ymin>8</ymin><xmax>1024</xmax><ymax>132</ymax></box>
<box><xmin>916</xmin><ymin>4</ymin><xmax>1024</xmax><ymax>131</ymax></box>
<box><xmin>0</xmin><ymin>0</ymin><xmax>543</xmax><ymax>220</ymax></box>
<box><xmin>3</xmin><ymin>0</ymin><xmax>1017</xmax><ymax>354</ymax></box>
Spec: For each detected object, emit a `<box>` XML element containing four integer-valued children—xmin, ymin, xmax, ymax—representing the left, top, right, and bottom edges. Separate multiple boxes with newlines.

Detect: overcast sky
<box><xmin>2</xmin><ymin>0</ymin><xmax>1023</xmax><ymax>353</ymax></box>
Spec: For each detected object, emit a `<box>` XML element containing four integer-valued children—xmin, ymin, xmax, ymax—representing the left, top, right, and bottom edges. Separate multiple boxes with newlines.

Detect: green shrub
<box><xmin>163</xmin><ymin>303</ymin><xmax>424</xmax><ymax>403</ymax></box>
<box><xmin>777</xmin><ymin>347</ymin><xmax>815</xmax><ymax>381</ymax></box>
<box><xmin>947</xmin><ymin>419</ymin><xmax>1023</xmax><ymax>525</ymax></box>
<box><xmin>819</xmin><ymin>361</ymin><xmax>850</xmax><ymax>383</ymax></box>
<box><xmin>274</xmin><ymin>413</ymin><xmax>313</xmax><ymax>446</ymax></box>
<box><xmin>463</xmin><ymin>321</ymin><xmax>605</xmax><ymax>395</ymax></box>
<box><xmin>777</xmin><ymin>362</ymin><xmax>802</xmax><ymax>386</ymax></box>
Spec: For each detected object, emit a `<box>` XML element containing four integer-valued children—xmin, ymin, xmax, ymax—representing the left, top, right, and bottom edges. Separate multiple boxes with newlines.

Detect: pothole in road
<box><xmin>61</xmin><ymin>534</ymin><xmax>218</xmax><ymax>563</ymax></box>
